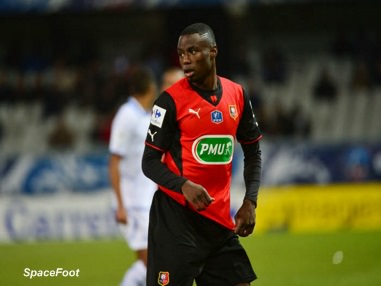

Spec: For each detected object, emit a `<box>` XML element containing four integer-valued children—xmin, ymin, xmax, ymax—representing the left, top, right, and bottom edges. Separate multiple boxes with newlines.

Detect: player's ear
<box><xmin>210</xmin><ymin>46</ymin><xmax>218</xmax><ymax>58</ymax></box>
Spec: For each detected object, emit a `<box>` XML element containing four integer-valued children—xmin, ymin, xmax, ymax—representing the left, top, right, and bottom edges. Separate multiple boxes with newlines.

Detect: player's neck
<box><xmin>192</xmin><ymin>72</ymin><xmax>218</xmax><ymax>91</ymax></box>
<box><xmin>134</xmin><ymin>94</ymin><xmax>153</xmax><ymax>111</ymax></box>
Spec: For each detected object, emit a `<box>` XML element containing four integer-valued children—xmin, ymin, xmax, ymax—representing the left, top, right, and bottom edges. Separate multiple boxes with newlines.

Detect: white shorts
<box><xmin>118</xmin><ymin>208</ymin><xmax>150</xmax><ymax>251</ymax></box>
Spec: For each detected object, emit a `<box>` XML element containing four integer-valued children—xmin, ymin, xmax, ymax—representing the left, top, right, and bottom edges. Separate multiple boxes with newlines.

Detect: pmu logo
<box><xmin>211</xmin><ymin>110</ymin><xmax>223</xmax><ymax>124</ymax></box>
<box><xmin>192</xmin><ymin>135</ymin><xmax>234</xmax><ymax>164</ymax></box>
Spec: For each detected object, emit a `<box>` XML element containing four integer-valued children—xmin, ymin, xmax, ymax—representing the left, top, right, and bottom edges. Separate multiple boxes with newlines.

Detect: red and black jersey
<box><xmin>144</xmin><ymin>77</ymin><xmax>262</xmax><ymax>230</ymax></box>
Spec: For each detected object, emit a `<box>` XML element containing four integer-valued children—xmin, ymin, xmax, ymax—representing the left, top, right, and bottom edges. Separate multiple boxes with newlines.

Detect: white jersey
<box><xmin>109</xmin><ymin>97</ymin><xmax>157</xmax><ymax>210</ymax></box>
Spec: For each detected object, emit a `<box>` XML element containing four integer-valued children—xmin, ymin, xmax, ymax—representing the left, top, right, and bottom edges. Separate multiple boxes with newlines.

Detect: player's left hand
<box><xmin>234</xmin><ymin>199</ymin><xmax>256</xmax><ymax>237</ymax></box>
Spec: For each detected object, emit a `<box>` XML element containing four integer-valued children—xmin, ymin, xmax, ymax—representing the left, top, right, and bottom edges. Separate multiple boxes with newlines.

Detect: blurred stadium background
<box><xmin>0</xmin><ymin>0</ymin><xmax>381</xmax><ymax>285</ymax></box>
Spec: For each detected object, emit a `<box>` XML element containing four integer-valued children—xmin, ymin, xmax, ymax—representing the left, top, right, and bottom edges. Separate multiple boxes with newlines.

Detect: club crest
<box><xmin>158</xmin><ymin>271</ymin><xmax>170</xmax><ymax>285</ymax></box>
<box><xmin>229</xmin><ymin>105</ymin><xmax>238</xmax><ymax>120</ymax></box>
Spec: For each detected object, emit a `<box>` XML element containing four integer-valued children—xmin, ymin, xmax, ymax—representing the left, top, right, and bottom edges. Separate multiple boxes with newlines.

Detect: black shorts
<box><xmin>147</xmin><ymin>191</ymin><xmax>257</xmax><ymax>286</ymax></box>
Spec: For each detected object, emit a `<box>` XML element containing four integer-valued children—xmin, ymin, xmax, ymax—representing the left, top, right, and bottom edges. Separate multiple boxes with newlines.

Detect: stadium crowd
<box><xmin>0</xmin><ymin>18</ymin><xmax>381</xmax><ymax>153</ymax></box>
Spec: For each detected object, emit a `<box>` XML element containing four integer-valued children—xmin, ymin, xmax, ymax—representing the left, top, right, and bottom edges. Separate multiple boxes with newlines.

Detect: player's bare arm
<box><xmin>109</xmin><ymin>154</ymin><xmax>128</xmax><ymax>224</ymax></box>
<box><xmin>181</xmin><ymin>180</ymin><xmax>214</xmax><ymax>211</ymax></box>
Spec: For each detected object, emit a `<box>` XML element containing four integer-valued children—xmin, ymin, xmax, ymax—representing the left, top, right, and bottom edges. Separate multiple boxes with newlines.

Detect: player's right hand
<box><xmin>181</xmin><ymin>180</ymin><xmax>214</xmax><ymax>211</ymax></box>
<box><xmin>115</xmin><ymin>206</ymin><xmax>128</xmax><ymax>224</ymax></box>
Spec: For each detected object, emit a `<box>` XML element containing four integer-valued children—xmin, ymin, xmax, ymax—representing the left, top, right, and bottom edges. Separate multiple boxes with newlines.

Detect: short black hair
<box><xmin>127</xmin><ymin>66</ymin><xmax>155</xmax><ymax>96</ymax></box>
<box><xmin>180</xmin><ymin>22</ymin><xmax>216</xmax><ymax>46</ymax></box>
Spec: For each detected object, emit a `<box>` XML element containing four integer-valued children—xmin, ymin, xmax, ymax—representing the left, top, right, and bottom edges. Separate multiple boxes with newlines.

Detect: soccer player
<box><xmin>160</xmin><ymin>66</ymin><xmax>184</xmax><ymax>91</ymax></box>
<box><xmin>142</xmin><ymin>23</ymin><xmax>263</xmax><ymax>285</ymax></box>
<box><xmin>108</xmin><ymin>66</ymin><xmax>158</xmax><ymax>286</ymax></box>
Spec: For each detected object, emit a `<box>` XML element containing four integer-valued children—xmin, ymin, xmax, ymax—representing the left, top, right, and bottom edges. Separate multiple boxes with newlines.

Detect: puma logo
<box><xmin>148</xmin><ymin>129</ymin><xmax>157</xmax><ymax>142</ymax></box>
<box><xmin>188</xmin><ymin>108</ymin><xmax>201</xmax><ymax>119</ymax></box>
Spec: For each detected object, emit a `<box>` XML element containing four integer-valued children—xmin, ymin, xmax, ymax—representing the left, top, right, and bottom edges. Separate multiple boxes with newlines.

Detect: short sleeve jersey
<box><xmin>109</xmin><ymin>97</ymin><xmax>157</xmax><ymax>209</ymax></box>
<box><xmin>145</xmin><ymin>77</ymin><xmax>261</xmax><ymax>229</ymax></box>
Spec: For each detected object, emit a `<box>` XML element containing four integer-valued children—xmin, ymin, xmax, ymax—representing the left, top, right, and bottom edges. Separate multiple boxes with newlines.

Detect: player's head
<box><xmin>128</xmin><ymin>65</ymin><xmax>157</xmax><ymax>99</ymax></box>
<box><xmin>160</xmin><ymin>67</ymin><xmax>184</xmax><ymax>91</ymax></box>
<box><xmin>180</xmin><ymin>23</ymin><xmax>216</xmax><ymax>47</ymax></box>
<box><xmin>177</xmin><ymin>23</ymin><xmax>218</xmax><ymax>87</ymax></box>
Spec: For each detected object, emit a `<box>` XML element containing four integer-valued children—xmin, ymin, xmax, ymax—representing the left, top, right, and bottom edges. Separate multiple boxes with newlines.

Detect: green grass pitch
<box><xmin>1</xmin><ymin>231</ymin><xmax>380</xmax><ymax>286</ymax></box>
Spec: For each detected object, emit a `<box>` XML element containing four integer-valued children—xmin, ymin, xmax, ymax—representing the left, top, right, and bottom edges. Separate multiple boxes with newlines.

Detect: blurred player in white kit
<box><xmin>109</xmin><ymin>65</ymin><xmax>157</xmax><ymax>286</ymax></box>
<box><xmin>109</xmin><ymin>65</ymin><xmax>183</xmax><ymax>286</ymax></box>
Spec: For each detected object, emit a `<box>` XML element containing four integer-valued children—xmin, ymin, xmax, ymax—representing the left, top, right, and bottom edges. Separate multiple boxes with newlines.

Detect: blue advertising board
<box><xmin>1</xmin><ymin>142</ymin><xmax>381</xmax><ymax>195</ymax></box>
